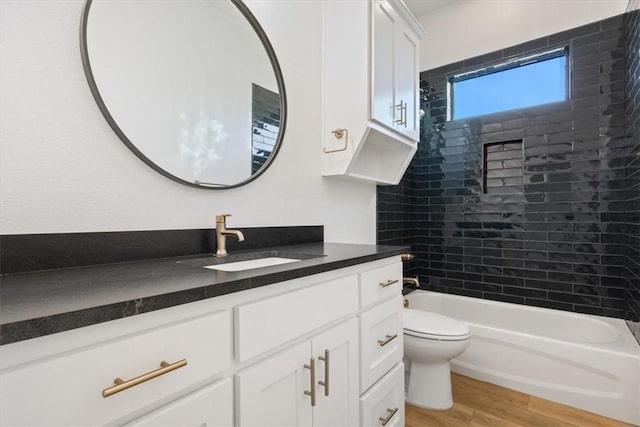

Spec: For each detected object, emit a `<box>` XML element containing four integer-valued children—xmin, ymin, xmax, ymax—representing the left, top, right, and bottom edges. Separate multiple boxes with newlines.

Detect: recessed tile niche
<box><xmin>483</xmin><ymin>140</ymin><xmax>523</xmax><ymax>195</ymax></box>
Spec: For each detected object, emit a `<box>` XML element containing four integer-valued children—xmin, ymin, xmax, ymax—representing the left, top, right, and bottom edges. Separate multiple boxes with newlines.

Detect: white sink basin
<box><xmin>203</xmin><ymin>257</ymin><xmax>300</xmax><ymax>272</ymax></box>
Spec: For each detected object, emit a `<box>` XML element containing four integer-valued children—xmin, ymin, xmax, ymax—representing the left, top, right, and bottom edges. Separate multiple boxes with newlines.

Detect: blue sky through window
<box><xmin>452</xmin><ymin>55</ymin><xmax>567</xmax><ymax>120</ymax></box>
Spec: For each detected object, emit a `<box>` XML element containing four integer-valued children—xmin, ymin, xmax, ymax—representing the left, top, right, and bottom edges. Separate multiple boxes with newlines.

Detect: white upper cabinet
<box><xmin>322</xmin><ymin>0</ymin><xmax>424</xmax><ymax>185</ymax></box>
<box><xmin>371</xmin><ymin>0</ymin><xmax>420</xmax><ymax>141</ymax></box>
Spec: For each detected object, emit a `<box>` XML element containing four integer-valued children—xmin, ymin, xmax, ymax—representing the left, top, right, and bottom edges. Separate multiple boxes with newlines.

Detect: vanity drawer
<box><xmin>359</xmin><ymin>295</ymin><xmax>403</xmax><ymax>393</ymax></box>
<box><xmin>235</xmin><ymin>274</ymin><xmax>359</xmax><ymax>361</ymax></box>
<box><xmin>0</xmin><ymin>309</ymin><xmax>232</xmax><ymax>426</ymax></box>
<box><xmin>359</xmin><ymin>261</ymin><xmax>402</xmax><ymax>308</ymax></box>
<box><xmin>360</xmin><ymin>362</ymin><xmax>404</xmax><ymax>427</ymax></box>
<box><xmin>125</xmin><ymin>378</ymin><xmax>233</xmax><ymax>427</ymax></box>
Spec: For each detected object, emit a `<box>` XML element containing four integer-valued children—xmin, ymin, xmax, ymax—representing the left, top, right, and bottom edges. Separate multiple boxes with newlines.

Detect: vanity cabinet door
<box><xmin>125</xmin><ymin>379</ymin><xmax>233</xmax><ymax>427</ymax></box>
<box><xmin>311</xmin><ymin>318</ymin><xmax>359</xmax><ymax>427</ymax></box>
<box><xmin>235</xmin><ymin>341</ymin><xmax>313</xmax><ymax>427</ymax></box>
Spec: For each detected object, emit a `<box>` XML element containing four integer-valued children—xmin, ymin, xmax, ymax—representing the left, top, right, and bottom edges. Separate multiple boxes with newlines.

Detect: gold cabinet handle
<box><xmin>102</xmin><ymin>359</ymin><xmax>187</xmax><ymax>398</ymax></box>
<box><xmin>378</xmin><ymin>334</ymin><xmax>398</xmax><ymax>347</ymax></box>
<box><xmin>318</xmin><ymin>349</ymin><xmax>329</xmax><ymax>397</ymax></box>
<box><xmin>379</xmin><ymin>407</ymin><xmax>399</xmax><ymax>426</ymax></box>
<box><xmin>304</xmin><ymin>357</ymin><xmax>316</xmax><ymax>407</ymax></box>
<box><xmin>379</xmin><ymin>279</ymin><xmax>399</xmax><ymax>288</ymax></box>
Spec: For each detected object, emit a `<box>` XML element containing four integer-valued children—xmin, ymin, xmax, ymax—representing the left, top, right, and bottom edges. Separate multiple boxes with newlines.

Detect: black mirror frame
<box><xmin>79</xmin><ymin>0</ymin><xmax>287</xmax><ymax>189</ymax></box>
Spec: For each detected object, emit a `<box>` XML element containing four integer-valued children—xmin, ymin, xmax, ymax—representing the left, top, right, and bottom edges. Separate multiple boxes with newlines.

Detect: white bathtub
<box><xmin>405</xmin><ymin>290</ymin><xmax>640</xmax><ymax>425</ymax></box>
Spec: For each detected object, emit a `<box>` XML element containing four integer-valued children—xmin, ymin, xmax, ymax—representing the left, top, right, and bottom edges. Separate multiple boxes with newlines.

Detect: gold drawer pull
<box><xmin>379</xmin><ymin>279</ymin><xmax>399</xmax><ymax>288</ymax></box>
<box><xmin>318</xmin><ymin>349</ymin><xmax>329</xmax><ymax>397</ymax></box>
<box><xmin>304</xmin><ymin>357</ymin><xmax>316</xmax><ymax>407</ymax></box>
<box><xmin>378</xmin><ymin>334</ymin><xmax>398</xmax><ymax>347</ymax></box>
<box><xmin>379</xmin><ymin>407</ymin><xmax>399</xmax><ymax>426</ymax></box>
<box><xmin>102</xmin><ymin>359</ymin><xmax>187</xmax><ymax>398</ymax></box>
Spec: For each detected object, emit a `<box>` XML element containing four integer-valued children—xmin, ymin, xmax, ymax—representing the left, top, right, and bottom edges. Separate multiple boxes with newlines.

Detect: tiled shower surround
<box><xmin>378</xmin><ymin>12</ymin><xmax>640</xmax><ymax>341</ymax></box>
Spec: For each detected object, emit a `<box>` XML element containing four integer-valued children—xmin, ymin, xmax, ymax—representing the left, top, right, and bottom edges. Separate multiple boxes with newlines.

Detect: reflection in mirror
<box><xmin>81</xmin><ymin>0</ymin><xmax>286</xmax><ymax>188</ymax></box>
<box><xmin>251</xmin><ymin>84</ymin><xmax>281</xmax><ymax>173</ymax></box>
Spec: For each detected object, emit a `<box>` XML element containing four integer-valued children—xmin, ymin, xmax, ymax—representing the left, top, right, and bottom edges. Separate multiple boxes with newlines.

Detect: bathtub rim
<box><xmin>405</xmin><ymin>290</ymin><xmax>640</xmax><ymax>357</ymax></box>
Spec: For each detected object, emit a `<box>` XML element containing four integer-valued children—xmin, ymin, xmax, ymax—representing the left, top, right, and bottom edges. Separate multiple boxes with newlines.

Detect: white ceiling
<box><xmin>403</xmin><ymin>0</ymin><xmax>459</xmax><ymax>18</ymax></box>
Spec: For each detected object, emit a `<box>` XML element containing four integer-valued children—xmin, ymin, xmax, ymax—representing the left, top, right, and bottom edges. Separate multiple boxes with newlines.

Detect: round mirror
<box><xmin>80</xmin><ymin>0</ymin><xmax>286</xmax><ymax>188</ymax></box>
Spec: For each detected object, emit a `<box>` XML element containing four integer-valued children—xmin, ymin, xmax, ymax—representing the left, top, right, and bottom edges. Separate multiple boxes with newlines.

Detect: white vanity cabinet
<box><xmin>322</xmin><ymin>0</ymin><xmax>424</xmax><ymax>185</ymax></box>
<box><xmin>0</xmin><ymin>256</ymin><xmax>404</xmax><ymax>427</ymax></box>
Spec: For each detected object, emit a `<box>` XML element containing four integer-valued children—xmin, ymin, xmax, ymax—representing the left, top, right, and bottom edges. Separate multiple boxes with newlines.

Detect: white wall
<box><xmin>0</xmin><ymin>0</ymin><xmax>377</xmax><ymax>244</ymax></box>
<box><xmin>418</xmin><ymin>0</ymin><xmax>629</xmax><ymax>71</ymax></box>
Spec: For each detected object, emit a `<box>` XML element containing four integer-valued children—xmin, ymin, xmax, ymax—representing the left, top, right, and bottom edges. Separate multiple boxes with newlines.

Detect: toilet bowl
<box><xmin>403</xmin><ymin>308</ymin><xmax>471</xmax><ymax>410</ymax></box>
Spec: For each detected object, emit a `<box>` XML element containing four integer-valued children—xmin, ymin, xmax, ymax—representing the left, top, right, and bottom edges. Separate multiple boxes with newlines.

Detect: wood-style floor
<box><xmin>405</xmin><ymin>373</ymin><xmax>636</xmax><ymax>427</ymax></box>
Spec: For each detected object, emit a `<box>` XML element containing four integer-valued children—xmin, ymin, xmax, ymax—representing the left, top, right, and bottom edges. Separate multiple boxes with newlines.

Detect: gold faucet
<box><xmin>403</xmin><ymin>277</ymin><xmax>420</xmax><ymax>287</ymax></box>
<box><xmin>401</xmin><ymin>253</ymin><xmax>415</xmax><ymax>262</ymax></box>
<box><xmin>215</xmin><ymin>214</ymin><xmax>245</xmax><ymax>257</ymax></box>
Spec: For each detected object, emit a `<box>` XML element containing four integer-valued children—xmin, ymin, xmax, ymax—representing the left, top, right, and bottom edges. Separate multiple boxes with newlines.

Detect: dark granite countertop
<box><xmin>0</xmin><ymin>243</ymin><xmax>407</xmax><ymax>345</ymax></box>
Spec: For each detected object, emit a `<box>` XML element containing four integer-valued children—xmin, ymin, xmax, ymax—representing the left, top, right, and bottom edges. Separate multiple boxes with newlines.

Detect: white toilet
<box><xmin>403</xmin><ymin>308</ymin><xmax>471</xmax><ymax>409</ymax></box>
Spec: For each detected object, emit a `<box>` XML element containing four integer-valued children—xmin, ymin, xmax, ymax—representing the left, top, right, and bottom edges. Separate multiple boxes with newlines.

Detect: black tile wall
<box><xmin>377</xmin><ymin>163</ymin><xmax>418</xmax><ymax>279</ymax></box>
<box><xmin>378</xmin><ymin>14</ymin><xmax>640</xmax><ymax>321</ymax></box>
<box><xmin>625</xmin><ymin>9</ymin><xmax>640</xmax><ymax>343</ymax></box>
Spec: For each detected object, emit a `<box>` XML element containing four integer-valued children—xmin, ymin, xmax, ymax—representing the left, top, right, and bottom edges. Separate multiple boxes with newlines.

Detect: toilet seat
<box><xmin>403</xmin><ymin>309</ymin><xmax>471</xmax><ymax>341</ymax></box>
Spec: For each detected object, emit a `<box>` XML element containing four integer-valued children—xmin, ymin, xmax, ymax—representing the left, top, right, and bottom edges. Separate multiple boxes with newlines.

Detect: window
<box><xmin>449</xmin><ymin>47</ymin><xmax>568</xmax><ymax>120</ymax></box>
